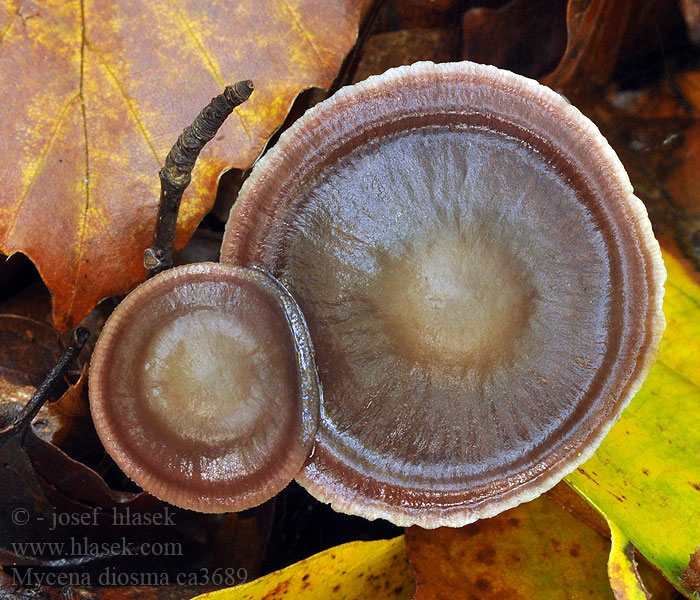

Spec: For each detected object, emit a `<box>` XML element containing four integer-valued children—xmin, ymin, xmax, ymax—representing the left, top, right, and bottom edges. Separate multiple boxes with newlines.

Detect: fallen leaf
<box><xmin>542</xmin><ymin>70</ymin><xmax>700</xmax><ymax>594</ymax></box>
<box><xmin>543</xmin><ymin>0</ymin><xmax>683</xmax><ymax>93</ymax></box>
<box><xmin>394</xmin><ymin>0</ymin><xmax>461</xmax><ymax>29</ymax></box>
<box><xmin>660</xmin><ymin>73</ymin><xmax>700</xmax><ymax>248</ymax></box>
<box><xmin>405</xmin><ymin>494</ymin><xmax>616</xmax><ymax>600</ymax></box>
<box><xmin>559</xmin><ymin>83</ymin><xmax>697</xmax><ymax>273</ymax></box>
<box><xmin>565</xmin><ymin>249</ymin><xmax>700</xmax><ymax>597</ymax></box>
<box><xmin>0</xmin><ymin>314</ymin><xmax>59</xmax><ymax>408</ymax></box>
<box><xmin>544</xmin><ymin>0</ymin><xmax>632</xmax><ymax>92</ymax></box>
<box><xmin>352</xmin><ymin>27</ymin><xmax>459</xmax><ymax>84</ymax></box>
<box><xmin>461</xmin><ymin>0</ymin><xmax>567</xmax><ymax>80</ymax></box>
<box><xmin>682</xmin><ymin>547</ymin><xmax>700</xmax><ymax>594</ymax></box>
<box><xmin>0</xmin><ymin>0</ymin><xmax>364</xmax><ymax>331</ymax></box>
<box><xmin>0</xmin><ymin>281</ymin><xmax>102</xmax><ymax>451</ymax></box>
<box><xmin>46</xmin><ymin>363</ymin><xmax>99</xmax><ymax>456</ymax></box>
<box><xmin>0</xmin><ymin>311</ymin><xmax>63</xmax><ymax>442</ymax></box>
<box><xmin>680</xmin><ymin>0</ymin><xmax>700</xmax><ymax>44</ymax></box>
<box><xmin>191</xmin><ymin>536</ymin><xmax>415</xmax><ymax>600</ymax></box>
<box><xmin>546</xmin><ymin>479</ymin><xmax>609</xmax><ymax>537</ymax></box>
<box><xmin>607</xmin><ymin>521</ymin><xmax>650</xmax><ymax>600</ymax></box>
<box><xmin>1</xmin><ymin>399</ymin><xmax>269</xmax><ymax>586</ymax></box>
<box><xmin>547</xmin><ymin>484</ymin><xmax>677</xmax><ymax>600</ymax></box>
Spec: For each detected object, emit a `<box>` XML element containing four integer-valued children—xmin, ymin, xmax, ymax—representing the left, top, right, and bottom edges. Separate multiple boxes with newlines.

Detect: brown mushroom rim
<box><xmin>221</xmin><ymin>61</ymin><xmax>666</xmax><ymax>527</ymax></box>
<box><xmin>89</xmin><ymin>262</ymin><xmax>320</xmax><ymax>513</ymax></box>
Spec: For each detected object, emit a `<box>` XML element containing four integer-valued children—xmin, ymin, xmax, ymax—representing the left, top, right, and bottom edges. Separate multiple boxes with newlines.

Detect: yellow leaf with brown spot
<box><xmin>406</xmin><ymin>494</ymin><xmax>617</xmax><ymax>600</ymax></box>
<box><xmin>607</xmin><ymin>520</ymin><xmax>650</xmax><ymax>600</ymax></box>
<box><xmin>0</xmin><ymin>0</ymin><xmax>364</xmax><ymax>331</ymax></box>
<box><xmin>565</xmin><ymin>248</ymin><xmax>700</xmax><ymax>598</ymax></box>
<box><xmin>190</xmin><ymin>536</ymin><xmax>415</xmax><ymax>600</ymax></box>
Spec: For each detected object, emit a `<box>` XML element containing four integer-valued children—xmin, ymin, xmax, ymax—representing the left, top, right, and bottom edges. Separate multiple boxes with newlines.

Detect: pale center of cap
<box><xmin>140</xmin><ymin>309</ymin><xmax>273</xmax><ymax>443</ymax></box>
<box><xmin>374</xmin><ymin>228</ymin><xmax>535</xmax><ymax>369</ymax></box>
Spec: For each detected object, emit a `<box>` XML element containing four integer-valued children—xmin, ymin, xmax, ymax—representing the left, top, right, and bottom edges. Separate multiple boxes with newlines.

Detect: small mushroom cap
<box><xmin>221</xmin><ymin>61</ymin><xmax>666</xmax><ymax>527</ymax></box>
<box><xmin>89</xmin><ymin>262</ymin><xmax>319</xmax><ymax>512</ymax></box>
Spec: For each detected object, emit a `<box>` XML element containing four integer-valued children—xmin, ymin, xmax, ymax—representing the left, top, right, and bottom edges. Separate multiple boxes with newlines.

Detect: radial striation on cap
<box><xmin>221</xmin><ymin>61</ymin><xmax>666</xmax><ymax>527</ymax></box>
<box><xmin>89</xmin><ymin>262</ymin><xmax>320</xmax><ymax>513</ymax></box>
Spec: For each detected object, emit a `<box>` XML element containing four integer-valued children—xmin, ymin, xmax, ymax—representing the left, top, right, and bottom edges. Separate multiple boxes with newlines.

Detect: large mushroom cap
<box><xmin>221</xmin><ymin>61</ymin><xmax>666</xmax><ymax>527</ymax></box>
<box><xmin>89</xmin><ymin>262</ymin><xmax>319</xmax><ymax>512</ymax></box>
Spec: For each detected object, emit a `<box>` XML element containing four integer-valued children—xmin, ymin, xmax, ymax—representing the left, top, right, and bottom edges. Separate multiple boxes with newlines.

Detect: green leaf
<box><xmin>566</xmin><ymin>249</ymin><xmax>700</xmax><ymax>596</ymax></box>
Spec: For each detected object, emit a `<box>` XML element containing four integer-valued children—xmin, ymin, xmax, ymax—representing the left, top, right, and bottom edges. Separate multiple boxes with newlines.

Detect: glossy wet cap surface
<box><xmin>221</xmin><ymin>61</ymin><xmax>666</xmax><ymax>527</ymax></box>
<box><xmin>89</xmin><ymin>262</ymin><xmax>319</xmax><ymax>512</ymax></box>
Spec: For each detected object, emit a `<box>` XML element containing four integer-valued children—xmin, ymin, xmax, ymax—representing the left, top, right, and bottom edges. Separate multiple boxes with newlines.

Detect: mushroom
<box><xmin>89</xmin><ymin>262</ymin><xmax>319</xmax><ymax>512</ymax></box>
<box><xmin>220</xmin><ymin>61</ymin><xmax>666</xmax><ymax>527</ymax></box>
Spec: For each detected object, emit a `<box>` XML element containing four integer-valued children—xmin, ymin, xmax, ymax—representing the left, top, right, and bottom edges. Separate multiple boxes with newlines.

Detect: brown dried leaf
<box><xmin>0</xmin><ymin>281</ymin><xmax>101</xmax><ymax>449</ymax></box>
<box><xmin>352</xmin><ymin>28</ymin><xmax>459</xmax><ymax>83</ymax></box>
<box><xmin>680</xmin><ymin>0</ymin><xmax>700</xmax><ymax>44</ymax></box>
<box><xmin>0</xmin><ymin>312</ymin><xmax>62</xmax><ymax>441</ymax></box>
<box><xmin>543</xmin><ymin>0</ymin><xmax>682</xmax><ymax>94</ymax></box>
<box><xmin>0</xmin><ymin>0</ymin><xmax>363</xmax><ymax>331</ymax></box>
<box><xmin>574</xmin><ymin>75</ymin><xmax>700</xmax><ymax>269</ymax></box>
<box><xmin>1</xmin><ymin>401</ymin><xmax>269</xmax><ymax>585</ymax></box>
<box><xmin>547</xmin><ymin>485</ymin><xmax>679</xmax><ymax>600</ymax></box>
<box><xmin>544</xmin><ymin>0</ymin><xmax>633</xmax><ymax>93</ymax></box>
<box><xmin>461</xmin><ymin>0</ymin><xmax>567</xmax><ymax>80</ymax></box>
<box><xmin>395</xmin><ymin>0</ymin><xmax>462</xmax><ymax>28</ymax></box>
<box><xmin>546</xmin><ymin>480</ymin><xmax>609</xmax><ymax>537</ymax></box>
<box><xmin>0</xmin><ymin>314</ymin><xmax>58</xmax><ymax>402</ymax></box>
<box><xmin>46</xmin><ymin>363</ymin><xmax>99</xmax><ymax>455</ymax></box>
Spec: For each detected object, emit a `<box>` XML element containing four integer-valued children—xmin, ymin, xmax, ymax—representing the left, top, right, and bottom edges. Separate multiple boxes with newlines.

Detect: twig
<box><xmin>144</xmin><ymin>80</ymin><xmax>255</xmax><ymax>278</ymax></box>
<box><xmin>3</xmin><ymin>327</ymin><xmax>89</xmax><ymax>443</ymax></box>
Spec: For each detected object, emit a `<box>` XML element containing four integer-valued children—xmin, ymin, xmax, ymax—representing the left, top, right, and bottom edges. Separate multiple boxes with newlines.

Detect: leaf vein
<box><xmin>170</xmin><ymin>0</ymin><xmax>224</xmax><ymax>87</ymax></box>
<box><xmin>0</xmin><ymin>1</ymin><xmax>21</xmax><ymax>49</ymax></box>
<box><xmin>280</xmin><ymin>0</ymin><xmax>326</xmax><ymax>70</ymax></box>
<box><xmin>166</xmin><ymin>0</ymin><xmax>253</xmax><ymax>143</ymax></box>
<box><xmin>3</xmin><ymin>95</ymin><xmax>80</xmax><ymax>243</ymax></box>
<box><xmin>67</xmin><ymin>0</ymin><xmax>90</xmax><ymax>321</ymax></box>
<box><xmin>85</xmin><ymin>41</ymin><xmax>161</xmax><ymax>165</ymax></box>
<box><xmin>666</xmin><ymin>279</ymin><xmax>700</xmax><ymax>311</ymax></box>
<box><xmin>655</xmin><ymin>358</ymin><xmax>700</xmax><ymax>392</ymax></box>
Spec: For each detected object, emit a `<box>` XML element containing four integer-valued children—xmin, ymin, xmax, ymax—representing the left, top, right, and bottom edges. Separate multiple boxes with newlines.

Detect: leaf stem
<box><xmin>144</xmin><ymin>80</ymin><xmax>255</xmax><ymax>278</ymax></box>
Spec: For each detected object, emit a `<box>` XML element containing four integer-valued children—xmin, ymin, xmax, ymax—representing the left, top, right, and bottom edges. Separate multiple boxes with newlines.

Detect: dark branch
<box><xmin>144</xmin><ymin>80</ymin><xmax>255</xmax><ymax>277</ymax></box>
<box><xmin>6</xmin><ymin>327</ymin><xmax>89</xmax><ymax>443</ymax></box>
